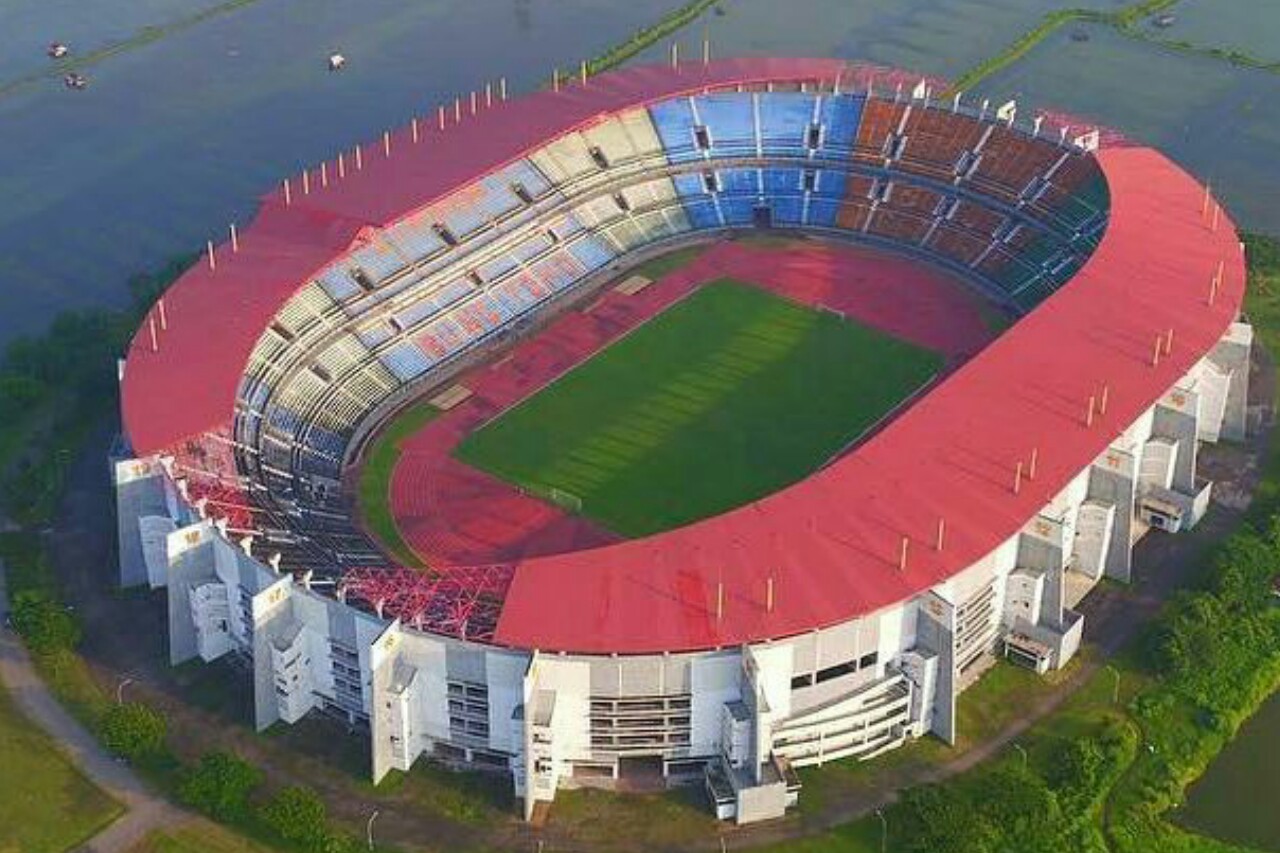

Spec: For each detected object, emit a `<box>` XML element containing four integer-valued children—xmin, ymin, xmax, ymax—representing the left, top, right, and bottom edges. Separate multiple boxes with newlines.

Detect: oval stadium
<box><xmin>113</xmin><ymin>57</ymin><xmax>1251</xmax><ymax>824</ymax></box>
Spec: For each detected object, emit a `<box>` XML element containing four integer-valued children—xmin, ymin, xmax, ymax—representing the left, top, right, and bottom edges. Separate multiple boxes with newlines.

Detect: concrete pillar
<box><xmin>1208</xmin><ymin>322</ymin><xmax>1252</xmax><ymax>442</ymax></box>
<box><xmin>1153</xmin><ymin>394</ymin><xmax>1200</xmax><ymax>494</ymax></box>
<box><xmin>1087</xmin><ymin>448</ymin><xmax>1137</xmax><ymax>583</ymax></box>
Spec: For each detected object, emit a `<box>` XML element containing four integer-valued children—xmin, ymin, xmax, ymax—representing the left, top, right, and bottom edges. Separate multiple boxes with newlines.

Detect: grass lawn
<box><xmin>356</xmin><ymin>399</ymin><xmax>440</xmax><ymax>568</ymax></box>
<box><xmin>0</xmin><ymin>684</ymin><xmax>122</xmax><ymax>853</ymax></box>
<box><xmin>455</xmin><ymin>280</ymin><xmax>943</xmax><ymax>537</ymax></box>
<box><xmin>126</xmin><ymin>821</ymin><xmax>281</xmax><ymax>853</ymax></box>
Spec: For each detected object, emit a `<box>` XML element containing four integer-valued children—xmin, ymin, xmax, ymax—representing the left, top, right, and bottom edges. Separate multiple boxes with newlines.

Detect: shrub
<box><xmin>178</xmin><ymin>751</ymin><xmax>263</xmax><ymax>820</ymax></box>
<box><xmin>259</xmin><ymin>785</ymin><xmax>332</xmax><ymax>852</ymax></box>
<box><xmin>99</xmin><ymin>701</ymin><xmax>167</xmax><ymax>759</ymax></box>
<box><xmin>10</xmin><ymin>590</ymin><xmax>80</xmax><ymax>653</ymax></box>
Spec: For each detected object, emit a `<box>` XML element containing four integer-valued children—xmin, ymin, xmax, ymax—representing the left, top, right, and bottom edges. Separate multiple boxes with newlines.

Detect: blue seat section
<box><xmin>762</xmin><ymin>168</ymin><xmax>804</xmax><ymax>225</ymax></box>
<box><xmin>305</xmin><ymin>425</ymin><xmax>347</xmax><ymax>459</ymax></box>
<box><xmin>477</xmin><ymin>253</ymin><xmax>519</xmax><ymax>283</ymax></box>
<box><xmin>817</xmin><ymin>93</ymin><xmax>865</xmax><ymax>154</ymax></box>
<box><xmin>717</xmin><ymin>168</ymin><xmax>760</xmax><ymax>226</ymax></box>
<box><xmin>671</xmin><ymin>173</ymin><xmax>722</xmax><ymax>229</ymax></box>
<box><xmin>428</xmin><ymin>159</ymin><xmax>543</xmax><ymax>238</ymax></box>
<box><xmin>694</xmin><ymin>93</ymin><xmax>756</xmax><ymax>156</ymax></box>
<box><xmin>347</xmin><ymin>238</ymin><xmax>405</xmax><ymax>283</ymax></box>
<box><xmin>808</xmin><ymin>169</ymin><xmax>847</xmax><ymax>227</ymax></box>
<box><xmin>380</xmin><ymin>340</ymin><xmax>434</xmax><ymax>381</ymax></box>
<box><xmin>530</xmin><ymin>251</ymin><xmax>587</xmax><ymax>293</ymax></box>
<box><xmin>720</xmin><ymin>168</ymin><xmax>759</xmax><ymax>196</ymax></box>
<box><xmin>501</xmin><ymin>158</ymin><xmax>553</xmax><ymax>198</ymax></box>
<box><xmin>316</xmin><ymin>266</ymin><xmax>362</xmax><ymax>302</ymax></box>
<box><xmin>296</xmin><ymin>446</ymin><xmax>340</xmax><ymax>480</ymax></box>
<box><xmin>388</xmin><ymin>216</ymin><xmax>445</xmax><ymax>260</ymax></box>
<box><xmin>649</xmin><ymin>97</ymin><xmax>702</xmax><ymax>164</ymax></box>
<box><xmin>393</xmin><ymin>278</ymin><xmax>473</xmax><ymax>329</ymax></box>
<box><xmin>265</xmin><ymin>405</ymin><xmax>303</xmax><ymax>437</ymax></box>
<box><xmin>758</xmin><ymin>93</ymin><xmax>816</xmax><ymax>156</ymax></box>
<box><xmin>510</xmin><ymin>231</ymin><xmax>556</xmax><ymax>267</ymax></box>
<box><xmin>567</xmin><ymin>234</ymin><xmax>616</xmax><ymax>272</ymax></box>
<box><xmin>357</xmin><ymin>322</ymin><xmax>394</xmax><ymax>350</ymax></box>
<box><xmin>239</xmin><ymin>378</ymin><xmax>272</xmax><ymax>413</ymax></box>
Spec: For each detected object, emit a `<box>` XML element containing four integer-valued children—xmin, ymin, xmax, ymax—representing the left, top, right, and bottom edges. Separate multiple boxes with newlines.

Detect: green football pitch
<box><xmin>454</xmin><ymin>281</ymin><xmax>943</xmax><ymax>538</ymax></box>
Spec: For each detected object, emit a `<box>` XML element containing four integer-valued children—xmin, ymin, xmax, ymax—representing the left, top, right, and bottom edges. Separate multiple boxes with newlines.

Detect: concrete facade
<box><xmin>114</xmin><ymin>323</ymin><xmax>1249</xmax><ymax>823</ymax></box>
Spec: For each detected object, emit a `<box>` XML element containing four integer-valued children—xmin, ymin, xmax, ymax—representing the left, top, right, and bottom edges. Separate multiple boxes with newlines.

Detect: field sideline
<box><xmin>455</xmin><ymin>280</ymin><xmax>942</xmax><ymax>538</ymax></box>
<box><xmin>356</xmin><ymin>399</ymin><xmax>440</xmax><ymax>567</ymax></box>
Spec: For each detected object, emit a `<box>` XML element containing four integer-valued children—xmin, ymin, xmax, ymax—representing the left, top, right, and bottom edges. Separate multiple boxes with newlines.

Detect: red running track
<box><xmin>386</xmin><ymin>239</ymin><xmax>998</xmax><ymax>568</ymax></box>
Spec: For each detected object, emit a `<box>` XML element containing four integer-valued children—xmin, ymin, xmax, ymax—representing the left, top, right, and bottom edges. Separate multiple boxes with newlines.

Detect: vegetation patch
<box><xmin>0</xmin><ymin>684</ymin><xmax>122</xmax><ymax>853</ymax></box>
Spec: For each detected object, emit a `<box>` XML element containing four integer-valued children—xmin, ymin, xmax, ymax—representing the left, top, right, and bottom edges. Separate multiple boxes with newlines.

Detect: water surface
<box><xmin>1179</xmin><ymin>688</ymin><xmax>1280</xmax><ymax>850</ymax></box>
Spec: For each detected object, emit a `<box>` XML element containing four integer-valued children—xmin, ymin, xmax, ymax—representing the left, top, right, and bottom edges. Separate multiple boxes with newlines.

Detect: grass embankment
<box><xmin>356</xmin><ymin>400</ymin><xmax>440</xmax><ymax>568</ymax></box>
<box><xmin>0</xmin><ymin>684</ymin><xmax>123</xmax><ymax>853</ymax></box>
<box><xmin>948</xmin><ymin>0</ymin><xmax>1182</xmax><ymax>94</ymax></box>
<box><xmin>555</xmin><ymin>0</ymin><xmax>723</xmax><ymax>84</ymax></box>
<box><xmin>456</xmin><ymin>280</ymin><xmax>941</xmax><ymax>537</ymax></box>
<box><xmin>0</xmin><ymin>0</ymin><xmax>270</xmax><ymax>99</ymax></box>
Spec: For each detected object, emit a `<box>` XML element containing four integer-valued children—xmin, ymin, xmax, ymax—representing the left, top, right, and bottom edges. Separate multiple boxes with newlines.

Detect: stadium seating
<box><xmin>213</xmin><ymin>87</ymin><xmax>1112</xmax><ymax>579</ymax></box>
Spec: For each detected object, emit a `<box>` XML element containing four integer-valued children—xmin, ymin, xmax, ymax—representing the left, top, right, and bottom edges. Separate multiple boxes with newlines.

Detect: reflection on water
<box><xmin>972</xmin><ymin>24</ymin><xmax>1280</xmax><ymax>239</ymax></box>
<box><xmin>0</xmin><ymin>0</ymin><xmax>688</xmax><ymax>343</ymax></box>
<box><xmin>0</xmin><ymin>0</ymin><xmax>1277</xmax><ymax>346</ymax></box>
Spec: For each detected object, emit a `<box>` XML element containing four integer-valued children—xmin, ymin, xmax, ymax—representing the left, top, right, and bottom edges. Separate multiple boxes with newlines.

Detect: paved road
<box><xmin>0</xmin><ymin>558</ymin><xmax>189</xmax><ymax>853</ymax></box>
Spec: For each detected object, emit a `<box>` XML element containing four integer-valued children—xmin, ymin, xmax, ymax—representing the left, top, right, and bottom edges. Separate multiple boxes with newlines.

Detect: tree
<box><xmin>178</xmin><ymin>751</ymin><xmax>263</xmax><ymax>820</ymax></box>
<box><xmin>972</xmin><ymin>764</ymin><xmax>1064</xmax><ymax>851</ymax></box>
<box><xmin>10</xmin><ymin>590</ymin><xmax>80</xmax><ymax>653</ymax></box>
<box><xmin>1047</xmin><ymin>736</ymin><xmax>1106</xmax><ymax>806</ymax></box>
<box><xmin>259</xmin><ymin>786</ymin><xmax>332</xmax><ymax>852</ymax></box>
<box><xmin>99</xmin><ymin>702</ymin><xmax>167</xmax><ymax>760</ymax></box>
<box><xmin>894</xmin><ymin>785</ymin><xmax>995</xmax><ymax>853</ymax></box>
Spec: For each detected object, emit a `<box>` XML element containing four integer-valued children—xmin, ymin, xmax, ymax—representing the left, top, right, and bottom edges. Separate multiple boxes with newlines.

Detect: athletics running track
<box><xmin>385</xmin><ymin>239</ymin><xmax>998</xmax><ymax>569</ymax></box>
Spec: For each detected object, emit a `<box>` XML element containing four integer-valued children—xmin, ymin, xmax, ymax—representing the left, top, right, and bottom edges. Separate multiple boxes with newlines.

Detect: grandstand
<box><xmin>114</xmin><ymin>58</ymin><xmax>1251</xmax><ymax>825</ymax></box>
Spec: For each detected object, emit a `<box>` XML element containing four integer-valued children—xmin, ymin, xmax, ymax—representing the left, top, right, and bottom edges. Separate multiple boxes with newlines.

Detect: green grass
<box><xmin>455</xmin><ymin>281</ymin><xmax>943</xmax><ymax>537</ymax></box>
<box><xmin>0</xmin><ymin>684</ymin><xmax>122</xmax><ymax>853</ymax></box>
<box><xmin>356</xmin><ymin>399</ymin><xmax>441</xmax><ymax>568</ymax></box>
<box><xmin>127</xmin><ymin>820</ymin><xmax>283</xmax><ymax>853</ymax></box>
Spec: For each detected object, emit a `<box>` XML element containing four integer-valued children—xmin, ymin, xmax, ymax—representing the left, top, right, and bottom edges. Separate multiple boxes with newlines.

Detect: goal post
<box><xmin>548</xmin><ymin>486</ymin><xmax>583</xmax><ymax>514</ymax></box>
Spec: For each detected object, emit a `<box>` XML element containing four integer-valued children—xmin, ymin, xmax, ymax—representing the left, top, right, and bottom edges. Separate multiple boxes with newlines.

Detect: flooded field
<box><xmin>0</xmin><ymin>0</ymin><xmax>1277</xmax><ymax>347</ymax></box>
<box><xmin>629</xmin><ymin>0</ymin><xmax>1123</xmax><ymax>77</ymax></box>
<box><xmin>0</xmin><ymin>0</ymin><xmax>690</xmax><ymax>342</ymax></box>
<box><xmin>973</xmin><ymin>22</ymin><xmax>1280</xmax><ymax>237</ymax></box>
<box><xmin>1178</xmin><ymin>688</ymin><xmax>1280</xmax><ymax>850</ymax></box>
<box><xmin>1146</xmin><ymin>0</ymin><xmax>1280</xmax><ymax>65</ymax></box>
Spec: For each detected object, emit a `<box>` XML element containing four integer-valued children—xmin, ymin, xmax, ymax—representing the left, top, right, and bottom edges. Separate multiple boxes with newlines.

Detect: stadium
<box><xmin>113</xmin><ymin>57</ymin><xmax>1250</xmax><ymax>824</ymax></box>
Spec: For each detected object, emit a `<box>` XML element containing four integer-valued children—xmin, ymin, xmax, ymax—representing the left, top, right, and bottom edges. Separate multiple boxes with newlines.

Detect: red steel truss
<box><xmin>338</xmin><ymin>564</ymin><xmax>515</xmax><ymax>642</ymax></box>
<box><xmin>182</xmin><ymin>475</ymin><xmax>257</xmax><ymax>534</ymax></box>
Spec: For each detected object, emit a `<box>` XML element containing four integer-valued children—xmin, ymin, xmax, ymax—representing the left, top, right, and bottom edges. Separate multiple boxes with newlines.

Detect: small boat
<box><xmin>1153</xmin><ymin>13</ymin><xmax>1176</xmax><ymax>28</ymax></box>
<box><xmin>328</xmin><ymin>53</ymin><xmax>346</xmax><ymax>72</ymax></box>
<box><xmin>47</xmin><ymin>42</ymin><xmax>69</xmax><ymax>59</ymax></box>
<box><xmin>63</xmin><ymin>72</ymin><xmax>88</xmax><ymax>90</ymax></box>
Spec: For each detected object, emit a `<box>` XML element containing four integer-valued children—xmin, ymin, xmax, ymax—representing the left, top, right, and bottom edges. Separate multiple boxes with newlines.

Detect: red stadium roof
<box><xmin>122</xmin><ymin>58</ymin><xmax>921</xmax><ymax>454</ymax></box>
<box><xmin>120</xmin><ymin>59</ymin><xmax>1246</xmax><ymax>655</ymax></box>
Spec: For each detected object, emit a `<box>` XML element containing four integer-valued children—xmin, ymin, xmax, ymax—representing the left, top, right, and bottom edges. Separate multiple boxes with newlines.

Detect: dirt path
<box><xmin>0</xmin><ymin>559</ymin><xmax>190</xmax><ymax>853</ymax></box>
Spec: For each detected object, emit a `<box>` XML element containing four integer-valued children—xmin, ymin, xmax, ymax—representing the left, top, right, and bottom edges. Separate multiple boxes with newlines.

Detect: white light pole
<box><xmin>875</xmin><ymin>807</ymin><xmax>887</xmax><ymax>853</ymax></box>
<box><xmin>1012</xmin><ymin>742</ymin><xmax>1028</xmax><ymax>768</ymax></box>
<box><xmin>366</xmin><ymin>809</ymin><xmax>380</xmax><ymax>850</ymax></box>
<box><xmin>116</xmin><ymin>677</ymin><xmax>134</xmax><ymax>705</ymax></box>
